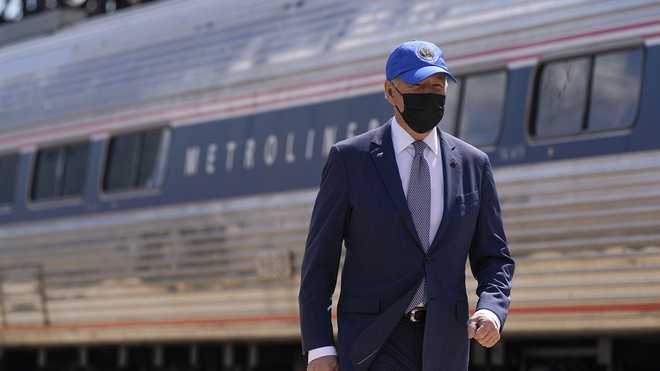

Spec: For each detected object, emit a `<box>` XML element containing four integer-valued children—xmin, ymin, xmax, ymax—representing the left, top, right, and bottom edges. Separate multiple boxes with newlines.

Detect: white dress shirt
<box><xmin>307</xmin><ymin>117</ymin><xmax>500</xmax><ymax>363</ymax></box>
<box><xmin>391</xmin><ymin>115</ymin><xmax>444</xmax><ymax>244</ymax></box>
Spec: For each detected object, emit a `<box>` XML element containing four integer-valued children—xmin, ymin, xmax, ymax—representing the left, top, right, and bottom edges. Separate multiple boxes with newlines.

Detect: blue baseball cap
<box><xmin>386</xmin><ymin>40</ymin><xmax>457</xmax><ymax>84</ymax></box>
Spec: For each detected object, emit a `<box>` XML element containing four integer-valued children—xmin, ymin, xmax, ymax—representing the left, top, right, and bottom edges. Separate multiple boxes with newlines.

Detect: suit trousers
<box><xmin>368</xmin><ymin>315</ymin><xmax>425</xmax><ymax>370</ymax></box>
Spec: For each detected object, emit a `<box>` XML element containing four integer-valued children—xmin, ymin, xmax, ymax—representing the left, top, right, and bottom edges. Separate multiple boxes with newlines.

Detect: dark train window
<box><xmin>458</xmin><ymin>71</ymin><xmax>506</xmax><ymax>147</ymax></box>
<box><xmin>31</xmin><ymin>142</ymin><xmax>89</xmax><ymax>201</ymax></box>
<box><xmin>532</xmin><ymin>47</ymin><xmax>643</xmax><ymax>139</ymax></box>
<box><xmin>588</xmin><ymin>48</ymin><xmax>643</xmax><ymax>131</ymax></box>
<box><xmin>103</xmin><ymin>128</ymin><xmax>168</xmax><ymax>192</ymax></box>
<box><xmin>0</xmin><ymin>154</ymin><xmax>18</xmax><ymax>206</ymax></box>
<box><xmin>534</xmin><ymin>57</ymin><xmax>590</xmax><ymax>138</ymax></box>
<box><xmin>440</xmin><ymin>77</ymin><xmax>462</xmax><ymax>136</ymax></box>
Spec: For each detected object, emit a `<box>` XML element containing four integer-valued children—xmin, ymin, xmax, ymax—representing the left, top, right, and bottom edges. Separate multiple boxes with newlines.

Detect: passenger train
<box><xmin>1</xmin><ymin>0</ymin><xmax>660</xmax><ymax>370</ymax></box>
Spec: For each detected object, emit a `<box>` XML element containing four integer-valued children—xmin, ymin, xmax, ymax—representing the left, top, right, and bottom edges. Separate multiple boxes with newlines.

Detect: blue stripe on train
<box><xmin>2</xmin><ymin>44</ymin><xmax>660</xmax><ymax>225</ymax></box>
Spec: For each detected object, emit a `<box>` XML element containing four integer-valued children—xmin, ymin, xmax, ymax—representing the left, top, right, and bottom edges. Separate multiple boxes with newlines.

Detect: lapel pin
<box><xmin>450</xmin><ymin>159</ymin><xmax>457</xmax><ymax>168</ymax></box>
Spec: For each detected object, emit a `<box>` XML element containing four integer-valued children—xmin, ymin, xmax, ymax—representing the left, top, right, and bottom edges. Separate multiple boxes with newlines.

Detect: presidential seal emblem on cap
<box><xmin>416</xmin><ymin>46</ymin><xmax>437</xmax><ymax>62</ymax></box>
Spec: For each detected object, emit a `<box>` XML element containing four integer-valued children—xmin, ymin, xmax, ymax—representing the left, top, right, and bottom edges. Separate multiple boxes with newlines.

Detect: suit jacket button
<box><xmin>425</xmin><ymin>256</ymin><xmax>432</xmax><ymax>262</ymax></box>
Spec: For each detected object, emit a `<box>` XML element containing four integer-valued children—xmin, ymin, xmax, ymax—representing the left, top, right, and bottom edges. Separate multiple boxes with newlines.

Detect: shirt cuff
<box><xmin>474</xmin><ymin>308</ymin><xmax>501</xmax><ymax>331</ymax></box>
<box><xmin>308</xmin><ymin>346</ymin><xmax>337</xmax><ymax>364</ymax></box>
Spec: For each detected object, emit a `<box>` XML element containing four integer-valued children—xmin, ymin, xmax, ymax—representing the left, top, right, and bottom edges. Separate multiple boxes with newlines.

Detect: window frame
<box><xmin>586</xmin><ymin>47</ymin><xmax>644</xmax><ymax>133</ymax></box>
<box><xmin>526</xmin><ymin>44</ymin><xmax>644</xmax><ymax>145</ymax></box>
<box><xmin>26</xmin><ymin>140</ymin><xmax>90</xmax><ymax>208</ymax></box>
<box><xmin>99</xmin><ymin>125</ymin><xmax>171</xmax><ymax>200</ymax></box>
<box><xmin>0</xmin><ymin>152</ymin><xmax>19</xmax><ymax>213</ymax></box>
<box><xmin>455</xmin><ymin>68</ymin><xmax>508</xmax><ymax>150</ymax></box>
<box><xmin>440</xmin><ymin>75</ymin><xmax>463</xmax><ymax>136</ymax></box>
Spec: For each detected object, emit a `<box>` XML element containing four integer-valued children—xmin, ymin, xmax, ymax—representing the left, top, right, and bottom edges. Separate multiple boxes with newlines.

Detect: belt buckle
<box><xmin>408</xmin><ymin>307</ymin><xmax>424</xmax><ymax>322</ymax></box>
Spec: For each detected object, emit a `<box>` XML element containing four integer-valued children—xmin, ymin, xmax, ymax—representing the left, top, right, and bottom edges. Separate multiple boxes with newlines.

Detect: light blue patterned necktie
<box><xmin>405</xmin><ymin>140</ymin><xmax>432</xmax><ymax>313</ymax></box>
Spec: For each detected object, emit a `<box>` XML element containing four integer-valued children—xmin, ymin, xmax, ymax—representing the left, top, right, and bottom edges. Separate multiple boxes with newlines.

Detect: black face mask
<box><xmin>392</xmin><ymin>83</ymin><xmax>445</xmax><ymax>134</ymax></box>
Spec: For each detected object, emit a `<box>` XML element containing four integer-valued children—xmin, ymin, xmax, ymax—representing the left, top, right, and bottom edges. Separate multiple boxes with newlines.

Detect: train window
<box><xmin>104</xmin><ymin>133</ymin><xmax>140</xmax><ymax>191</ymax></box>
<box><xmin>0</xmin><ymin>154</ymin><xmax>18</xmax><ymax>206</ymax></box>
<box><xmin>587</xmin><ymin>48</ymin><xmax>643</xmax><ymax>132</ymax></box>
<box><xmin>62</xmin><ymin>143</ymin><xmax>89</xmax><ymax>197</ymax></box>
<box><xmin>440</xmin><ymin>77</ymin><xmax>461</xmax><ymax>136</ymax></box>
<box><xmin>532</xmin><ymin>48</ymin><xmax>643</xmax><ymax>140</ymax></box>
<box><xmin>458</xmin><ymin>71</ymin><xmax>506</xmax><ymax>147</ymax></box>
<box><xmin>136</xmin><ymin>130</ymin><xmax>163</xmax><ymax>188</ymax></box>
<box><xmin>103</xmin><ymin>128</ymin><xmax>168</xmax><ymax>192</ymax></box>
<box><xmin>31</xmin><ymin>142</ymin><xmax>89</xmax><ymax>201</ymax></box>
<box><xmin>534</xmin><ymin>57</ymin><xmax>590</xmax><ymax>138</ymax></box>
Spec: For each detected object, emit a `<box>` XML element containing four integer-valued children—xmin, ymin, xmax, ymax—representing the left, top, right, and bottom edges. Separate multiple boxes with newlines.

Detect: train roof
<box><xmin>1</xmin><ymin>0</ymin><xmax>659</xmax><ymax>145</ymax></box>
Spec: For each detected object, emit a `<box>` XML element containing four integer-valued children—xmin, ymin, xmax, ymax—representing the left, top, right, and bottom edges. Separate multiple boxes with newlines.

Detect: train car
<box><xmin>1</xmin><ymin>0</ymin><xmax>660</xmax><ymax>369</ymax></box>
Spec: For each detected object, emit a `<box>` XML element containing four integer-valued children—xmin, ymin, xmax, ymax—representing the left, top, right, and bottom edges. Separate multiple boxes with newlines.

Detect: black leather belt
<box><xmin>404</xmin><ymin>306</ymin><xmax>426</xmax><ymax>322</ymax></box>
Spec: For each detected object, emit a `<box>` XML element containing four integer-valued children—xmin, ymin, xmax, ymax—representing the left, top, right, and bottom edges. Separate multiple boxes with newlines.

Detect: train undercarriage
<box><xmin>2</xmin><ymin>334</ymin><xmax>659</xmax><ymax>371</ymax></box>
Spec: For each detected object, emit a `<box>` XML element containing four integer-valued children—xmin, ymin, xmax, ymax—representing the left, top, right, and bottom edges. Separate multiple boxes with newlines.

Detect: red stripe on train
<box><xmin>3</xmin><ymin>17</ymin><xmax>660</xmax><ymax>146</ymax></box>
<box><xmin>2</xmin><ymin>302</ymin><xmax>660</xmax><ymax>331</ymax></box>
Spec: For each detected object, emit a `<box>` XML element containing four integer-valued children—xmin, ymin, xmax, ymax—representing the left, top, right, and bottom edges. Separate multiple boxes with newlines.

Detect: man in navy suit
<box><xmin>299</xmin><ymin>40</ymin><xmax>515</xmax><ymax>371</ymax></box>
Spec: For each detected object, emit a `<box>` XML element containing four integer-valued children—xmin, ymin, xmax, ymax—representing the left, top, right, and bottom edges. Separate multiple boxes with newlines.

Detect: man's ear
<box><xmin>384</xmin><ymin>81</ymin><xmax>392</xmax><ymax>97</ymax></box>
<box><xmin>384</xmin><ymin>81</ymin><xmax>395</xmax><ymax>103</ymax></box>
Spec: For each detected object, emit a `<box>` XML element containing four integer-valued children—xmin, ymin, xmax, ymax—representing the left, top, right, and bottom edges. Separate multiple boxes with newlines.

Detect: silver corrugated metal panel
<box><xmin>2</xmin><ymin>150</ymin><xmax>660</xmax><ymax>343</ymax></box>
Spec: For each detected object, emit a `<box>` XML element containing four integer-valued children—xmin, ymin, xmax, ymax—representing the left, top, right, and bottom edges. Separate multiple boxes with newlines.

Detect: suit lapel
<box><xmin>369</xmin><ymin>119</ymin><xmax>425</xmax><ymax>255</ymax></box>
<box><xmin>427</xmin><ymin>129</ymin><xmax>461</xmax><ymax>256</ymax></box>
<box><xmin>369</xmin><ymin>119</ymin><xmax>462</xmax><ymax>256</ymax></box>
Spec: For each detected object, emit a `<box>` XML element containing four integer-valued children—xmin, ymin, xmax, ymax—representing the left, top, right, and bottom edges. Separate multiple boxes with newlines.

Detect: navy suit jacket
<box><xmin>298</xmin><ymin>118</ymin><xmax>515</xmax><ymax>371</ymax></box>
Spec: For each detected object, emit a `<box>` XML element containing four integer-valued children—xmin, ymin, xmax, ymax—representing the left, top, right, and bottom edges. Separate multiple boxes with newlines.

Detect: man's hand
<box><xmin>468</xmin><ymin>311</ymin><xmax>500</xmax><ymax>348</ymax></box>
<box><xmin>307</xmin><ymin>355</ymin><xmax>339</xmax><ymax>371</ymax></box>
